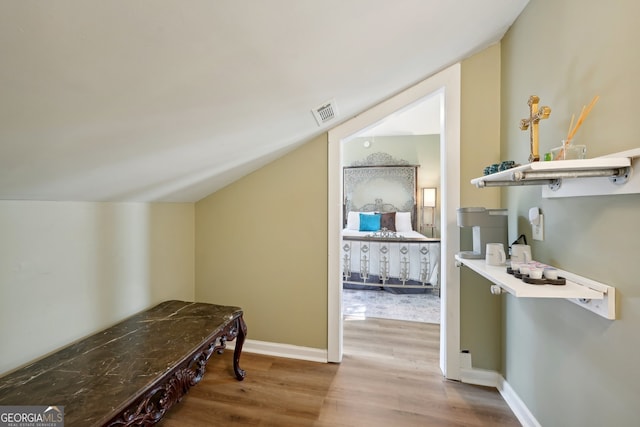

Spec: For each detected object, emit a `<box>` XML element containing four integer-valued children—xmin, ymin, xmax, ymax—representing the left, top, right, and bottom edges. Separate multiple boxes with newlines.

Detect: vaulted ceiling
<box><xmin>0</xmin><ymin>1</ymin><xmax>528</xmax><ymax>202</ymax></box>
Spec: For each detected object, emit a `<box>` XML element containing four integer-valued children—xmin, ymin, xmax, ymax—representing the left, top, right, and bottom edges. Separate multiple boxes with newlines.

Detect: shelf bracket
<box><xmin>516</xmin><ymin>166</ymin><xmax>629</xmax><ymax>182</ymax></box>
<box><xmin>609</xmin><ymin>166</ymin><xmax>631</xmax><ymax>185</ymax></box>
<box><xmin>548</xmin><ymin>180</ymin><xmax>561</xmax><ymax>191</ymax></box>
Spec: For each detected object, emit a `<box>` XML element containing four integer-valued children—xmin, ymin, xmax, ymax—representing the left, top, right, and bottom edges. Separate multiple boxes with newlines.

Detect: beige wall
<box><xmin>0</xmin><ymin>201</ymin><xmax>195</xmax><ymax>374</ymax></box>
<box><xmin>501</xmin><ymin>0</ymin><xmax>640</xmax><ymax>425</ymax></box>
<box><xmin>191</xmin><ymin>46</ymin><xmax>503</xmax><ymax>365</ymax></box>
<box><xmin>195</xmin><ymin>134</ymin><xmax>328</xmax><ymax>349</ymax></box>
<box><xmin>459</xmin><ymin>43</ymin><xmax>503</xmax><ymax>371</ymax></box>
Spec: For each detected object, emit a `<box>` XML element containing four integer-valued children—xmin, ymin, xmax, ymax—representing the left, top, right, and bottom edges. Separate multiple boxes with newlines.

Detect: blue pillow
<box><xmin>359</xmin><ymin>213</ymin><xmax>381</xmax><ymax>231</ymax></box>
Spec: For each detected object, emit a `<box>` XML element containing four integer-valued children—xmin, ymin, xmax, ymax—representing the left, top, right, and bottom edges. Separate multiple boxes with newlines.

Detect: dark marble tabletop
<box><xmin>0</xmin><ymin>300</ymin><xmax>242</xmax><ymax>426</ymax></box>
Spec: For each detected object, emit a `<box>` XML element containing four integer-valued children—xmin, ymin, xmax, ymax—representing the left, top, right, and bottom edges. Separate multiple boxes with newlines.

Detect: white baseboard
<box><xmin>497</xmin><ymin>377</ymin><xmax>541</xmax><ymax>427</ymax></box>
<box><xmin>225</xmin><ymin>339</ymin><xmax>328</xmax><ymax>363</ymax></box>
<box><xmin>460</xmin><ymin>367</ymin><xmax>502</xmax><ymax>387</ymax></box>
<box><xmin>461</xmin><ymin>368</ymin><xmax>540</xmax><ymax>427</ymax></box>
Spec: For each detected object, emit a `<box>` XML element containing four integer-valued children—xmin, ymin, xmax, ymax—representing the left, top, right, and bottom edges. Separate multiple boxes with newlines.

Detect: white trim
<box><xmin>438</xmin><ymin>64</ymin><xmax>461</xmax><ymax>380</ymax></box>
<box><xmin>327</xmin><ymin>64</ymin><xmax>461</xmax><ymax>379</ymax></box>
<box><xmin>225</xmin><ymin>339</ymin><xmax>328</xmax><ymax>363</ymax></box>
<box><xmin>327</xmin><ymin>118</ymin><xmax>343</xmax><ymax>362</ymax></box>
<box><xmin>460</xmin><ymin>368</ymin><xmax>541</xmax><ymax>427</ymax></box>
<box><xmin>498</xmin><ymin>377</ymin><xmax>542</xmax><ymax>427</ymax></box>
<box><xmin>460</xmin><ymin>367</ymin><xmax>502</xmax><ymax>388</ymax></box>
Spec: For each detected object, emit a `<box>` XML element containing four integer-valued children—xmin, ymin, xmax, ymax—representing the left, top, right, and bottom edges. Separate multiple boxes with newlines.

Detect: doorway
<box><xmin>341</xmin><ymin>96</ymin><xmax>442</xmax><ymax>324</ymax></box>
<box><xmin>327</xmin><ymin>63</ymin><xmax>461</xmax><ymax>380</ymax></box>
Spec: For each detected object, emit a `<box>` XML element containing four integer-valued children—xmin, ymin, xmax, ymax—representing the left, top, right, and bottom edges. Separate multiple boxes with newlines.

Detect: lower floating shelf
<box><xmin>455</xmin><ymin>255</ymin><xmax>616</xmax><ymax>320</ymax></box>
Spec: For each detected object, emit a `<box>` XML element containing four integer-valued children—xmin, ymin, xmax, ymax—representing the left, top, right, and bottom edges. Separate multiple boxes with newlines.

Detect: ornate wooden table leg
<box><xmin>233</xmin><ymin>315</ymin><xmax>247</xmax><ymax>380</ymax></box>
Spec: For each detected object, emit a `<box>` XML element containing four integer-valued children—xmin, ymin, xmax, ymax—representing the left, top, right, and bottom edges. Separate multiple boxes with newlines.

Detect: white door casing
<box><xmin>327</xmin><ymin>63</ymin><xmax>461</xmax><ymax>380</ymax></box>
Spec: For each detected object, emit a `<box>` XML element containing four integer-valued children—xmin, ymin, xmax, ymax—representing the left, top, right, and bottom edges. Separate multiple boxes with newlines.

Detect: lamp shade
<box><xmin>422</xmin><ymin>188</ymin><xmax>436</xmax><ymax>207</ymax></box>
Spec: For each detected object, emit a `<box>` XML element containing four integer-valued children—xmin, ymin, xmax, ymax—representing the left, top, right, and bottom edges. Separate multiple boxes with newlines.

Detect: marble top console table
<box><xmin>0</xmin><ymin>300</ymin><xmax>247</xmax><ymax>426</ymax></box>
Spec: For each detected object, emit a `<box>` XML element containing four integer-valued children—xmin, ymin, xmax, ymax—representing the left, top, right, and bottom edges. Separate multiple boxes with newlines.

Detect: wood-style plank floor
<box><xmin>160</xmin><ymin>318</ymin><xmax>520</xmax><ymax>426</ymax></box>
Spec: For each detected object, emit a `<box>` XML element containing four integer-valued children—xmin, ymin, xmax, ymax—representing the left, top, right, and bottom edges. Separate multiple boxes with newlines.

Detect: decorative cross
<box><xmin>520</xmin><ymin>95</ymin><xmax>551</xmax><ymax>162</ymax></box>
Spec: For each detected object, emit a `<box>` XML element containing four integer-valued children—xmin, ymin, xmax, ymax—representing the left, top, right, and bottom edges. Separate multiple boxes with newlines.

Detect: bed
<box><xmin>342</xmin><ymin>158</ymin><xmax>440</xmax><ymax>294</ymax></box>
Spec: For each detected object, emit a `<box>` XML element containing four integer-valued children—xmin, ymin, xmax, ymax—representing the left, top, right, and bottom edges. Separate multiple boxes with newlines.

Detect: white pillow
<box><xmin>395</xmin><ymin>212</ymin><xmax>413</xmax><ymax>232</ymax></box>
<box><xmin>346</xmin><ymin>211</ymin><xmax>374</xmax><ymax>230</ymax></box>
<box><xmin>346</xmin><ymin>211</ymin><xmax>359</xmax><ymax>230</ymax></box>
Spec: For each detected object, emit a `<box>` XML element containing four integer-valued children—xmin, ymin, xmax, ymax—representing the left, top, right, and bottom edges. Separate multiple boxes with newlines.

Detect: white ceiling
<box><xmin>357</xmin><ymin>93</ymin><xmax>443</xmax><ymax>137</ymax></box>
<box><xmin>0</xmin><ymin>1</ymin><xmax>528</xmax><ymax>202</ymax></box>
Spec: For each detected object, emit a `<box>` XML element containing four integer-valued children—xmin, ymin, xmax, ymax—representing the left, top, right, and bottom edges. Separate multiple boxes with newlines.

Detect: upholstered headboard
<box><xmin>343</xmin><ymin>162</ymin><xmax>419</xmax><ymax>230</ymax></box>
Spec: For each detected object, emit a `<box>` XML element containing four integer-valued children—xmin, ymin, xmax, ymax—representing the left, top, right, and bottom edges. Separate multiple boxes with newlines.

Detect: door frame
<box><xmin>327</xmin><ymin>63</ymin><xmax>461</xmax><ymax>380</ymax></box>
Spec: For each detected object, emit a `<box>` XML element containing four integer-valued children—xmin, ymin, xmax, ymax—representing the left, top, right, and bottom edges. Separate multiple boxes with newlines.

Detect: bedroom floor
<box><xmin>342</xmin><ymin>288</ymin><xmax>441</xmax><ymax>324</ymax></box>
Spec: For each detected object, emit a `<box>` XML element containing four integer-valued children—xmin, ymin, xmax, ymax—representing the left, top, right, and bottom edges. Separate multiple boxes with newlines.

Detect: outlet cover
<box><xmin>460</xmin><ymin>350</ymin><xmax>472</xmax><ymax>369</ymax></box>
<box><xmin>532</xmin><ymin>214</ymin><xmax>544</xmax><ymax>241</ymax></box>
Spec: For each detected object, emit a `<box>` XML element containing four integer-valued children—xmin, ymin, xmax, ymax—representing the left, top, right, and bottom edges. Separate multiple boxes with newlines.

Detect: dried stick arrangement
<box><xmin>555</xmin><ymin>96</ymin><xmax>599</xmax><ymax>159</ymax></box>
<box><xmin>565</xmin><ymin>95</ymin><xmax>599</xmax><ymax>144</ymax></box>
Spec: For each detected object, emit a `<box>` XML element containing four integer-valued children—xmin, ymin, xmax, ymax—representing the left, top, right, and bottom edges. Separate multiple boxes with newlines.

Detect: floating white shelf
<box><xmin>470</xmin><ymin>148</ymin><xmax>640</xmax><ymax>198</ymax></box>
<box><xmin>454</xmin><ymin>255</ymin><xmax>616</xmax><ymax>320</ymax></box>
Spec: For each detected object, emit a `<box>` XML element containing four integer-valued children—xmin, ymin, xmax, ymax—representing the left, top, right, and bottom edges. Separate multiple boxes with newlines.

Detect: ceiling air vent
<box><xmin>311</xmin><ymin>98</ymin><xmax>339</xmax><ymax>126</ymax></box>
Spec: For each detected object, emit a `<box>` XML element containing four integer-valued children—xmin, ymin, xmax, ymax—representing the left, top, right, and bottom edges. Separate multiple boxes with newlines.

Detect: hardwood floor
<box><xmin>160</xmin><ymin>319</ymin><xmax>520</xmax><ymax>426</ymax></box>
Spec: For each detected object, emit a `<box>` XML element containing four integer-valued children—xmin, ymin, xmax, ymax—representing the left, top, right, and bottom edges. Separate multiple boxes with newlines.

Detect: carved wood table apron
<box><xmin>0</xmin><ymin>300</ymin><xmax>247</xmax><ymax>426</ymax></box>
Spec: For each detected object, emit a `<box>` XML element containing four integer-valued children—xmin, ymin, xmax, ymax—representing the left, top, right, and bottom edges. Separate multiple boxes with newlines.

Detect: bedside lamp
<box><xmin>422</xmin><ymin>187</ymin><xmax>436</xmax><ymax>237</ymax></box>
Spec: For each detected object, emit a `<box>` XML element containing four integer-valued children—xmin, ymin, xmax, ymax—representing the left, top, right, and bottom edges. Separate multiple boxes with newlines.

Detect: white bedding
<box><xmin>341</xmin><ymin>229</ymin><xmax>427</xmax><ymax>239</ymax></box>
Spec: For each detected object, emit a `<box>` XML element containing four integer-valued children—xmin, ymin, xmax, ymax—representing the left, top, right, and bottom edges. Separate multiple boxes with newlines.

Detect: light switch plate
<box><xmin>532</xmin><ymin>214</ymin><xmax>544</xmax><ymax>241</ymax></box>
